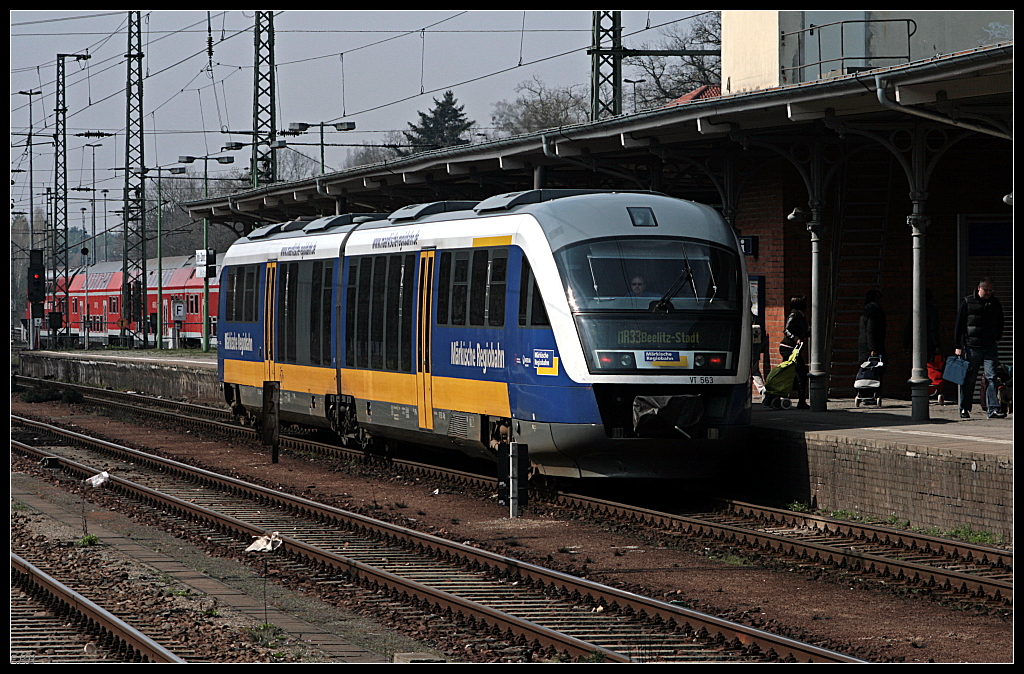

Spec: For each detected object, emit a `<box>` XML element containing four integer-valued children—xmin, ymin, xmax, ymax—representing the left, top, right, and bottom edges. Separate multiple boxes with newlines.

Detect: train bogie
<box><xmin>218</xmin><ymin>192</ymin><xmax>752</xmax><ymax>479</ymax></box>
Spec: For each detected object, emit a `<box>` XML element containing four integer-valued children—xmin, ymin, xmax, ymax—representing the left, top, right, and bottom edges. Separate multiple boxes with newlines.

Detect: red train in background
<box><xmin>25</xmin><ymin>255</ymin><xmax>219</xmax><ymax>349</ymax></box>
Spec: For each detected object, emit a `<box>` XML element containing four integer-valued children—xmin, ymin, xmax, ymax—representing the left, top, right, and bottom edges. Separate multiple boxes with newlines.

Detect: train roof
<box><xmin>222</xmin><ymin>190</ymin><xmax>737</xmax><ymax>264</ymax></box>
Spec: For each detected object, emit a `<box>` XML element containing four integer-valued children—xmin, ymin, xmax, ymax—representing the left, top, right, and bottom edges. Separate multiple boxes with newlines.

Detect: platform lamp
<box><xmin>177</xmin><ymin>153</ymin><xmax>235</xmax><ymax>352</ymax></box>
<box><xmin>285</xmin><ymin>121</ymin><xmax>356</xmax><ymax>174</ymax></box>
<box><xmin>624</xmin><ymin>79</ymin><xmax>646</xmax><ymax>114</ymax></box>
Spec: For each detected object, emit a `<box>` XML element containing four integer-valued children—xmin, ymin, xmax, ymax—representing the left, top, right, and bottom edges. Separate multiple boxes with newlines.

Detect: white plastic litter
<box><xmin>245</xmin><ymin>532</ymin><xmax>282</xmax><ymax>552</ymax></box>
<box><xmin>84</xmin><ymin>471</ymin><xmax>110</xmax><ymax>488</ymax></box>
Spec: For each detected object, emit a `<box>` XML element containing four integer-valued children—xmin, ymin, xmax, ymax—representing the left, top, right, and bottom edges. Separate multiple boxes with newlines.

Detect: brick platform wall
<box><xmin>741</xmin><ymin>431</ymin><xmax>1013</xmax><ymax>542</ymax></box>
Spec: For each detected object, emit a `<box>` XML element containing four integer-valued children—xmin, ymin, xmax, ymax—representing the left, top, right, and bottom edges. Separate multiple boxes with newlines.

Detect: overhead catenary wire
<box><xmin>12</xmin><ymin>10</ymin><xmax>711</xmax><ymax>212</ymax></box>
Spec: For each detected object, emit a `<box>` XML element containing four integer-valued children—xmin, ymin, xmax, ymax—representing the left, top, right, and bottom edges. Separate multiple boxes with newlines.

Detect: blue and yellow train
<box><xmin>218</xmin><ymin>189</ymin><xmax>752</xmax><ymax>479</ymax></box>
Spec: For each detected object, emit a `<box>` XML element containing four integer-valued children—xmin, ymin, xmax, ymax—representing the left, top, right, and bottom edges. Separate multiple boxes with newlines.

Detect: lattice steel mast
<box><xmin>590</xmin><ymin>11</ymin><xmax>623</xmax><ymax>121</ymax></box>
<box><xmin>122</xmin><ymin>10</ymin><xmax>148</xmax><ymax>347</ymax></box>
<box><xmin>251</xmin><ymin>11</ymin><xmax>277</xmax><ymax>187</ymax></box>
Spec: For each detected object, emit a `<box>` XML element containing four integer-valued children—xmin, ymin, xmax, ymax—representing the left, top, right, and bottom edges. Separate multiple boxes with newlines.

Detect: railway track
<box><xmin>11</xmin><ymin>415</ymin><xmax>863</xmax><ymax>663</ymax></box>
<box><xmin>553</xmin><ymin>493</ymin><xmax>1012</xmax><ymax>607</ymax></box>
<box><xmin>14</xmin><ymin>376</ymin><xmax>1012</xmax><ymax>609</ymax></box>
<box><xmin>11</xmin><ymin>552</ymin><xmax>186</xmax><ymax>663</ymax></box>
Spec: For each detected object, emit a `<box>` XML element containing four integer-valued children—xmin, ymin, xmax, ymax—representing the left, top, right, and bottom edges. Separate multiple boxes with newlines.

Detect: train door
<box><xmin>416</xmin><ymin>250</ymin><xmax>435</xmax><ymax>430</ymax></box>
<box><xmin>263</xmin><ymin>262</ymin><xmax>277</xmax><ymax>382</ymax></box>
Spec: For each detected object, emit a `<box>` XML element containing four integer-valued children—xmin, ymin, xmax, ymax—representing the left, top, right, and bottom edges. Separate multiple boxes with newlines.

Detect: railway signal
<box><xmin>27</xmin><ymin>249</ymin><xmax>45</xmax><ymax>303</ymax></box>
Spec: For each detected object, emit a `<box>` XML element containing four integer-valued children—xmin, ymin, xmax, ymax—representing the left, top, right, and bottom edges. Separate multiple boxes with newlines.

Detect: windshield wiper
<box><xmin>652</xmin><ymin>246</ymin><xmax>701</xmax><ymax>311</ymax></box>
<box><xmin>652</xmin><ymin>262</ymin><xmax>695</xmax><ymax>312</ymax></box>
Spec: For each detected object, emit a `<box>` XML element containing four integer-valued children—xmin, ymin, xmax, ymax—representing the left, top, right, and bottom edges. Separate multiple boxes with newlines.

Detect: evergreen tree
<box><xmin>400</xmin><ymin>90</ymin><xmax>475</xmax><ymax>155</ymax></box>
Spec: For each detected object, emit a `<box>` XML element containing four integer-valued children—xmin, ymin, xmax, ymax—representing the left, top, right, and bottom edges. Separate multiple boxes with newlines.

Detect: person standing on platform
<box><xmin>953</xmin><ymin>277</ymin><xmax>1005</xmax><ymax>419</ymax></box>
<box><xmin>858</xmin><ymin>289</ymin><xmax>887</xmax><ymax>380</ymax></box>
<box><xmin>779</xmin><ymin>296</ymin><xmax>809</xmax><ymax>409</ymax></box>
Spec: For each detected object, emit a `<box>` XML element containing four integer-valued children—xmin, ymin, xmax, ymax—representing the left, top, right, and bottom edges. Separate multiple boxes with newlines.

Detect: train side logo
<box><xmin>223</xmin><ymin>331</ymin><xmax>255</xmax><ymax>354</ymax></box>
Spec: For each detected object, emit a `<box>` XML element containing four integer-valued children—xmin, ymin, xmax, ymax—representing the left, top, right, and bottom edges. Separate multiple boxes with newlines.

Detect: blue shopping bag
<box><xmin>943</xmin><ymin>355</ymin><xmax>970</xmax><ymax>386</ymax></box>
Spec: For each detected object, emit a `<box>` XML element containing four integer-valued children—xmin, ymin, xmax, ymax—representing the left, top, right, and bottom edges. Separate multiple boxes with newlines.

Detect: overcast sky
<box><xmin>11</xmin><ymin>10</ymin><xmax>710</xmax><ymax>223</ymax></box>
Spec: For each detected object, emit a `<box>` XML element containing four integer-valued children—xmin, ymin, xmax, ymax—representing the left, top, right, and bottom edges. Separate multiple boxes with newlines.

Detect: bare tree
<box><xmin>343</xmin><ymin>131</ymin><xmax>406</xmax><ymax>169</ymax></box>
<box><xmin>626</xmin><ymin>12</ymin><xmax>721</xmax><ymax>109</ymax></box>
<box><xmin>489</xmin><ymin>76</ymin><xmax>589</xmax><ymax>138</ymax></box>
<box><xmin>275</xmin><ymin>147</ymin><xmax>320</xmax><ymax>183</ymax></box>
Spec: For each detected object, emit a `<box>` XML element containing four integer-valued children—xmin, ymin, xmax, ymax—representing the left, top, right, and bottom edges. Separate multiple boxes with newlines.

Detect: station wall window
<box><xmin>436</xmin><ymin>247</ymin><xmax>508</xmax><ymax>328</ymax></box>
<box><xmin>345</xmin><ymin>253</ymin><xmax>416</xmax><ymax>372</ymax></box>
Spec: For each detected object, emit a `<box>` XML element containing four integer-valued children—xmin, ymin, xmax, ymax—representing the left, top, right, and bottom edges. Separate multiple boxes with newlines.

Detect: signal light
<box><xmin>27</xmin><ymin>265</ymin><xmax>46</xmax><ymax>303</ymax></box>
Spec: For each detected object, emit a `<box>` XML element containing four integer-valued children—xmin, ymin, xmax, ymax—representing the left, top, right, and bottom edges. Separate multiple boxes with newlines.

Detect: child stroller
<box><xmin>762</xmin><ymin>344</ymin><xmax>801</xmax><ymax>409</ymax></box>
<box><xmin>854</xmin><ymin>356</ymin><xmax>885</xmax><ymax>407</ymax></box>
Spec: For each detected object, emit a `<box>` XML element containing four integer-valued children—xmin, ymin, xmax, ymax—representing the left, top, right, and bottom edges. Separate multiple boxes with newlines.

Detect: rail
<box><xmin>11</xmin><ymin>553</ymin><xmax>186</xmax><ymax>663</ymax></box>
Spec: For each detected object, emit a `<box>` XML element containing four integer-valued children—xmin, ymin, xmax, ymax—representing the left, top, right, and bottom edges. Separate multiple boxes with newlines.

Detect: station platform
<box><xmin>13</xmin><ymin>349</ymin><xmax>1013</xmax><ymax>542</ymax></box>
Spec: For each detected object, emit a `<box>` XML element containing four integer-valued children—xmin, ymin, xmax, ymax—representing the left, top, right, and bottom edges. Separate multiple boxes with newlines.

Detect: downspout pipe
<box><xmin>874</xmin><ymin>75</ymin><xmax>1011</xmax><ymax>140</ymax></box>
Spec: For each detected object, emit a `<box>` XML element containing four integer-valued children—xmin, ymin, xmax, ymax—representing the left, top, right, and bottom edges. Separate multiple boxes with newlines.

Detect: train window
<box><xmin>355</xmin><ymin>257</ymin><xmax>373</xmax><ymax>368</ymax></box>
<box><xmin>370</xmin><ymin>256</ymin><xmax>387</xmax><ymax>369</ymax></box>
<box><xmin>280</xmin><ymin>262</ymin><xmax>300</xmax><ymax>363</ymax></box>
<box><xmin>345</xmin><ymin>259</ymin><xmax>358</xmax><ymax>367</ymax></box>
<box><xmin>224</xmin><ymin>268</ymin><xmax>237</xmax><ymax>321</ymax></box>
<box><xmin>518</xmin><ymin>258</ymin><xmax>550</xmax><ymax>328</ymax></box>
<box><xmin>242</xmin><ymin>266</ymin><xmax>257</xmax><ymax>322</ymax></box>
<box><xmin>451</xmin><ymin>254</ymin><xmax>469</xmax><ymax>325</ymax></box>
<box><xmin>307</xmin><ymin>260</ymin><xmax>323</xmax><ymax>364</ymax></box>
<box><xmin>384</xmin><ymin>255</ymin><xmax>403</xmax><ymax>370</ymax></box>
<box><xmin>435</xmin><ymin>252</ymin><xmax>451</xmax><ymax>325</ymax></box>
<box><xmin>469</xmin><ymin>250</ymin><xmax>489</xmax><ymax>326</ymax></box>
<box><xmin>310</xmin><ymin>261</ymin><xmax>323</xmax><ymax>366</ymax></box>
<box><xmin>109</xmin><ymin>296</ymin><xmax>119</xmax><ymax>315</ymax></box>
<box><xmin>319</xmin><ymin>261</ymin><xmax>332</xmax><ymax>366</ymax></box>
<box><xmin>531</xmin><ymin>276</ymin><xmax>549</xmax><ymax>326</ymax></box>
<box><xmin>555</xmin><ymin>238</ymin><xmax>740</xmax><ymax>311</ymax></box>
<box><xmin>487</xmin><ymin>251</ymin><xmax>507</xmax><ymax>327</ymax></box>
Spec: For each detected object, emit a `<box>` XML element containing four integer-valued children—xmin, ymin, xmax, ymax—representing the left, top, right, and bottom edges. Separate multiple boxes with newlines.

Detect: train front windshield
<box><xmin>554</xmin><ymin>238</ymin><xmax>743</xmax><ymax>374</ymax></box>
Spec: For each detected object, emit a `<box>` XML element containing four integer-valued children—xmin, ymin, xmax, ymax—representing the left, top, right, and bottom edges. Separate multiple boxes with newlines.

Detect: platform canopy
<box><xmin>184</xmin><ymin>43</ymin><xmax>1011</xmax><ymax>232</ymax></box>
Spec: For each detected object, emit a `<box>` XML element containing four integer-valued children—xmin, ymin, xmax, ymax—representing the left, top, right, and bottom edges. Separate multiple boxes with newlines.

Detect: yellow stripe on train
<box><xmin>472</xmin><ymin>235</ymin><xmax>513</xmax><ymax>248</ymax></box>
<box><xmin>223</xmin><ymin>359</ymin><xmax>338</xmax><ymax>395</ymax></box>
<box><xmin>224</xmin><ymin>358</ymin><xmax>510</xmax><ymax>417</ymax></box>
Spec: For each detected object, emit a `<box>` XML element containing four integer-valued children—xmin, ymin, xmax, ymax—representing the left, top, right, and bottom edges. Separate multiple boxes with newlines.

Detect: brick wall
<box><xmin>740</xmin><ymin>430</ymin><xmax>1013</xmax><ymax>542</ymax></box>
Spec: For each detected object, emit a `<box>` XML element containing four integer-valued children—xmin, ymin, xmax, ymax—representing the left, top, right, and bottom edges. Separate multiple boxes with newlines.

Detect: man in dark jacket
<box><xmin>953</xmin><ymin>278</ymin><xmax>1005</xmax><ymax>419</ymax></box>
